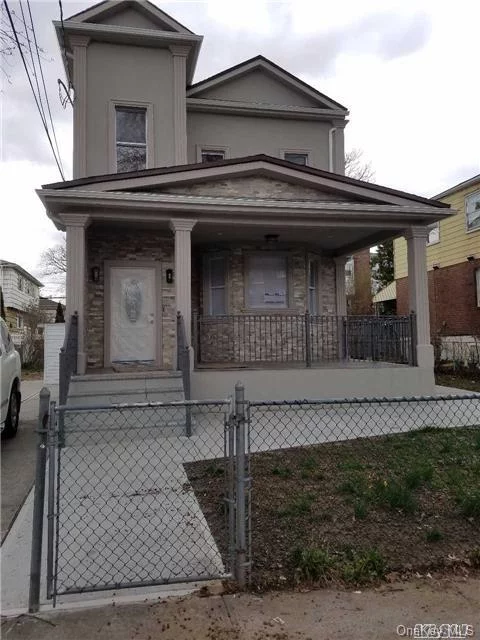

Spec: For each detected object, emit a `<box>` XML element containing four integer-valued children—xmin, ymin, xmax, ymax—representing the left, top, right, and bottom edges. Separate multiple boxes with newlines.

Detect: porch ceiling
<box><xmin>191</xmin><ymin>221</ymin><xmax>402</xmax><ymax>254</ymax></box>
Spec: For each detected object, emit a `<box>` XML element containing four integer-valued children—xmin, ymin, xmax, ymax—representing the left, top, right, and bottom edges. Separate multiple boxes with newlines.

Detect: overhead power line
<box><xmin>3</xmin><ymin>0</ymin><xmax>65</xmax><ymax>180</ymax></box>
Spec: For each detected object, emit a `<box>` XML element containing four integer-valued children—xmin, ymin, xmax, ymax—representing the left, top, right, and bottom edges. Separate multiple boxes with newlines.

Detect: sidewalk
<box><xmin>2</xmin><ymin>578</ymin><xmax>479</xmax><ymax>640</ymax></box>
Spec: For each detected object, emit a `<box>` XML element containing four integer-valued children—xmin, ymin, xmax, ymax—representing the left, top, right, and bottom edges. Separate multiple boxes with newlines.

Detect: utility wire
<box><xmin>18</xmin><ymin>0</ymin><xmax>47</xmax><ymax>128</ymax></box>
<box><xmin>58</xmin><ymin>0</ymin><xmax>73</xmax><ymax>91</ymax></box>
<box><xmin>26</xmin><ymin>0</ymin><xmax>64</xmax><ymax>175</ymax></box>
<box><xmin>3</xmin><ymin>0</ymin><xmax>65</xmax><ymax>180</ymax></box>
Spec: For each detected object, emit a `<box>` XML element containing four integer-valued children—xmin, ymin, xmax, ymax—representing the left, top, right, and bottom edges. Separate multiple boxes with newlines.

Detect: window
<box><xmin>466</xmin><ymin>190</ymin><xmax>480</xmax><ymax>232</ymax></box>
<box><xmin>17</xmin><ymin>275</ymin><xmax>23</xmax><ymax>291</ymax></box>
<box><xmin>308</xmin><ymin>261</ymin><xmax>318</xmax><ymax>314</ymax></box>
<box><xmin>115</xmin><ymin>106</ymin><xmax>147</xmax><ymax>173</ymax></box>
<box><xmin>201</xmin><ymin>149</ymin><xmax>225</xmax><ymax>163</ymax></box>
<box><xmin>427</xmin><ymin>222</ymin><xmax>440</xmax><ymax>245</ymax></box>
<box><xmin>16</xmin><ymin>315</ymin><xmax>23</xmax><ymax>329</ymax></box>
<box><xmin>247</xmin><ymin>255</ymin><xmax>287</xmax><ymax>309</ymax></box>
<box><xmin>284</xmin><ymin>152</ymin><xmax>308</xmax><ymax>166</ymax></box>
<box><xmin>204</xmin><ymin>256</ymin><xmax>227</xmax><ymax>316</ymax></box>
<box><xmin>476</xmin><ymin>268</ymin><xmax>480</xmax><ymax>308</ymax></box>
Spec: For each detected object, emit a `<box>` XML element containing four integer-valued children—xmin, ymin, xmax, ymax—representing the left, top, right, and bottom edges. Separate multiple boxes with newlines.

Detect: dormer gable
<box><xmin>68</xmin><ymin>0</ymin><xmax>194</xmax><ymax>34</ymax></box>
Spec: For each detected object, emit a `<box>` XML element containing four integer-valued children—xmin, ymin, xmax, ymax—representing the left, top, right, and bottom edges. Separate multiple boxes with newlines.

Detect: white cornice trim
<box><xmin>186</xmin><ymin>98</ymin><xmax>347</xmax><ymax>121</ymax></box>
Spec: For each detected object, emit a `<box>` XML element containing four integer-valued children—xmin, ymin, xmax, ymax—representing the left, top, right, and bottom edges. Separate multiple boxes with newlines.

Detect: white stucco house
<box><xmin>36</xmin><ymin>0</ymin><xmax>452</xmax><ymax>401</ymax></box>
<box><xmin>0</xmin><ymin>261</ymin><xmax>43</xmax><ymax>345</ymax></box>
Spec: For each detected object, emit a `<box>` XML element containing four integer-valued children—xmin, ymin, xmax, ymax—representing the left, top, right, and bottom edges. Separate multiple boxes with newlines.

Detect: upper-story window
<box><xmin>284</xmin><ymin>152</ymin><xmax>308</xmax><ymax>166</ymax></box>
<box><xmin>465</xmin><ymin>190</ymin><xmax>480</xmax><ymax>232</ymax></box>
<box><xmin>427</xmin><ymin>222</ymin><xmax>440</xmax><ymax>245</ymax></box>
<box><xmin>17</xmin><ymin>275</ymin><xmax>23</xmax><ymax>291</ymax></box>
<box><xmin>115</xmin><ymin>106</ymin><xmax>147</xmax><ymax>173</ymax></box>
<box><xmin>201</xmin><ymin>149</ymin><xmax>226</xmax><ymax>163</ymax></box>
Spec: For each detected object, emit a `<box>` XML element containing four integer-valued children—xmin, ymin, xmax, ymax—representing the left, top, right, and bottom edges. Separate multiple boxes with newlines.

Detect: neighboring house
<box><xmin>394</xmin><ymin>174</ymin><xmax>480</xmax><ymax>363</ymax></box>
<box><xmin>36</xmin><ymin>0</ymin><xmax>452</xmax><ymax>400</ymax></box>
<box><xmin>0</xmin><ymin>261</ymin><xmax>43</xmax><ymax>343</ymax></box>
<box><xmin>39</xmin><ymin>297</ymin><xmax>65</xmax><ymax>324</ymax></box>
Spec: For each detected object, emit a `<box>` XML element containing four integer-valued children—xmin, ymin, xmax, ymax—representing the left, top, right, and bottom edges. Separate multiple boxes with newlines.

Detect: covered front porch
<box><xmin>37</xmin><ymin>155</ymin><xmax>452</xmax><ymax>400</ymax></box>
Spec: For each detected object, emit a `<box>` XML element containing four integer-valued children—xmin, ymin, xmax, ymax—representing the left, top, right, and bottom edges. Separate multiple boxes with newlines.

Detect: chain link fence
<box><xmin>48</xmin><ymin>400</ymin><xmax>233</xmax><ymax>601</ymax></box>
<box><xmin>246</xmin><ymin>394</ymin><xmax>480</xmax><ymax>589</ymax></box>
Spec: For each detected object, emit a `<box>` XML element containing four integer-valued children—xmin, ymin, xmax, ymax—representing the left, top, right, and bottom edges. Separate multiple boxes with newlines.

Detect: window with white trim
<box><xmin>201</xmin><ymin>149</ymin><xmax>225</xmax><ymax>163</ymax></box>
<box><xmin>427</xmin><ymin>222</ymin><xmax>440</xmax><ymax>245</ymax></box>
<box><xmin>284</xmin><ymin>152</ymin><xmax>308</xmax><ymax>166</ymax></box>
<box><xmin>115</xmin><ymin>106</ymin><xmax>147</xmax><ymax>173</ymax></box>
<box><xmin>246</xmin><ymin>255</ymin><xmax>287</xmax><ymax>309</ymax></box>
<box><xmin>16</xmin><ymin>315</ymin><xmax>23</xmax><ymax>329</ymax></box>
<box><xmin>17</xmin><ymin>275</ymin><xmax>23</xmax><ymax>291</ymax></box>
<box><xmin>466</xmin><ymin>190</ymin><xmax>480</xmax><ymax>232</ymax></box>
<box><xmin>308</xmin><ymin>260</ymin><xmax>319</xmax><ymax>314</ymax></box>
<box><xmin>204</xmin><ymin>256</ymin><xmax>227</xmax><ymax>316</ymax></box>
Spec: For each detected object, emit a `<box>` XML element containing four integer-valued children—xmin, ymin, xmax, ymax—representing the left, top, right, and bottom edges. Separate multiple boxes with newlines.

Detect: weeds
<box><xmin>292</xmin><ymin>546</ymin><xmax>335</xmax><ymax>582</ymax></box>
<box><xmin>279</xmin><ymin>492</ymin><xmax>316</xmax><ymax>517</ymax></box>
<box><xmin>456</xmin><ymin>491</ymin><xmax>480</xmax><ymax>518</ymax></box>
<box><xmin>425</xmin><ymin>528</ymin><xmax>443</xmax><ymax>543</ymax></box>
<box><xmin>292</xmin><ymin>546</ymin><xmax>386</xmax><ymax>586</ymax></box>
<box><xmin>272</xmin><ymin>465</ymin><xmax>292</xmax><ymax>479</ymax></box>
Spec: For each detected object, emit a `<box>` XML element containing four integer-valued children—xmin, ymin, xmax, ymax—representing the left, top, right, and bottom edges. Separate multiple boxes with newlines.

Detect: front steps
<box><xmin>65</xmin><ymin>371</ymin><xmax>190</xmax><ymax>436</ymax></box>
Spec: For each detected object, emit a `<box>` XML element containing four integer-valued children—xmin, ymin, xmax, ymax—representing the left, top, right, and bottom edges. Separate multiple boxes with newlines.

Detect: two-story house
<box><xmin>394</xmin><ymin>174</ymin><xmax>480</xmax><ymax>364</ymax></box>
<box><xmin>36</xmin><ymin>0</ymin><xmax>452</xmax><ymax>400</ymax></box>
<box><xmin>0</xmin><ymin>261</ymin><xmax>43</xmax><ymax>344</ymax></box>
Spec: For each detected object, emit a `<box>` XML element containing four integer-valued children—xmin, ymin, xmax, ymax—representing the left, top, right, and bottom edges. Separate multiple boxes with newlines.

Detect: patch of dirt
<box><xmin>186</xmin><ymin>427</ymin><xmax>480</xmax><ymax>591</ymax></box>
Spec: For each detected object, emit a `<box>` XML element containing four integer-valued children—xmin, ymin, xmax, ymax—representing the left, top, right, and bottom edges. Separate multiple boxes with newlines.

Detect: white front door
<box><xmin>109</xmin><ymin>266</ymin><xmax>158</xmax><ymax>364</ymax></box>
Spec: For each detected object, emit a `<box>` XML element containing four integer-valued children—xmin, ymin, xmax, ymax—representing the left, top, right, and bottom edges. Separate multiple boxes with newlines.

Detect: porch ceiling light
<box><xmin>264</xmin><ymin>234</ymin><xmax>279</xmax><ymax>245</ymax></box>
<box><xmin>91</xmin><ymin>266</ymin><xmax>100</xmax><ymax>283</ymax></box>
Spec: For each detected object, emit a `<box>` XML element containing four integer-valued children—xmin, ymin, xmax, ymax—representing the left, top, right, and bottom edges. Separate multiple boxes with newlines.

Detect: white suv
<box><xmin>1</xmin><ymin>318</ymin><xmax>21</xmax><ymax>438</ymax></box>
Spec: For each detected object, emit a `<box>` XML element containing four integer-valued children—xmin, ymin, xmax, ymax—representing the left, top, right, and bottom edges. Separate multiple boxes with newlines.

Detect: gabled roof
<box><xmin>187</xmin><ymin>55</ymin><xmax>348</xmax><ymax>113</ymax></box>
<box><xmin>67</xmin><ymin>0</ymin><xmax>194</xmax><ymax>35</ymax></box>
<box><xmin>42</xmin><ymin>153</ymin><xmax>448</xmax><ymax>209</ymax></box>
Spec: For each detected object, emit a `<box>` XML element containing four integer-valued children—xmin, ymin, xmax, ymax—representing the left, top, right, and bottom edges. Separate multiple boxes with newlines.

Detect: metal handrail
<box><xmin>193</xmin><ymin>313</ymin><xmax>416</xmax><ymax>367</ymax></box>
<box><xmin>59</xmin><ymin>312</ymin><xmax>78</xmax><ymax>406</ymax></box>
<box><xmin>176</xmin><ymin>311</ymin><xmax>192</xmax><ymax>435</ymax></box>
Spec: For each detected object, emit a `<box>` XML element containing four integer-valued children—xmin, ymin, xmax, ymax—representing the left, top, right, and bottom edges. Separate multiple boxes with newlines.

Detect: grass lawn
<box><xmin>435</xmin><ymin>373</ymin><xmax>480</xmax><ymax>393</ymax></box>
<box><xmin>186</xmin><ymin>426</ymin><xmax>480</xmax><ymax>590</ymax></box>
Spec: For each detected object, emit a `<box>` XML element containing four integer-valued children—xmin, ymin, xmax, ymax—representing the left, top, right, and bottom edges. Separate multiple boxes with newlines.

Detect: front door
<box><xmin>108</xmin><ymin>265</ymin><xmax>159</xmax><ymax>365</ymax></box>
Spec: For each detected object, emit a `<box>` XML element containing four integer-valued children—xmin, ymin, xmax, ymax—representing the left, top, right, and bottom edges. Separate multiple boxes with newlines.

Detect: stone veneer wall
<box><xmin>192</xmin><ymin>245</ymin><xmax>337</xmax><ymax>363</ymax></box>
<box><xmin>86</xmin><ymin>227</ymin><xmax>176</xmax><ymax>369</ymax></box>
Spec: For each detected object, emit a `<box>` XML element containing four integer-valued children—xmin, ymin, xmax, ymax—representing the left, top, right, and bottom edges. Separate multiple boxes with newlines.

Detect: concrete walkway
<box><xmin>2</xmin><ymin>578</ymin><xmax>479</xmax><ymax>640</ymax></box>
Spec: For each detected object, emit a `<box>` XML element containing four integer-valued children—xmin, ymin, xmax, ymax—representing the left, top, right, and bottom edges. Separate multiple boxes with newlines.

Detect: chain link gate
<box><xmin>44</xmin><ymin>396</ymin><xmax>249</xmax><ymax>603</ymax></box>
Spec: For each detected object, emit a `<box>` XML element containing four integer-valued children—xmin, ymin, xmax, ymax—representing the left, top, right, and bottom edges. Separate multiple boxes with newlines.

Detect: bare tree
<box><xmin>345</xmin><ymin>148</ymin><xmax>375</xmax><ymax>182</ymax></box>
<box><xmin>39</xmin><ymin>241</ymin><xmax>66</xmax><ymax>277</ymax></box>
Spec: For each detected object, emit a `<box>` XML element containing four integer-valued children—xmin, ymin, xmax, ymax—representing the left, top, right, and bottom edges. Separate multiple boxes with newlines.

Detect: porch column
<box><xmin>405</xmin><ymin>226</ymin><xmax>434</xmax><ymax>368</ymax></box>
<box><xmin>334</xmin><ymin>256</ymin><xmax>348</xmax><ymax>316</ymax></box>
<box><xmin>64</xmin><ymin>214</ymin><xmax>90</xmax><ymax>375</ymax></box>
<box><xmin>334</xmin><ymin>256</ymin><xmax>348</xmax><ymax>360</ymax></box>
<box><xmin>170</xmin><ymin>219</ymin><xmax>196</xmax><ymax>345</ymax></box>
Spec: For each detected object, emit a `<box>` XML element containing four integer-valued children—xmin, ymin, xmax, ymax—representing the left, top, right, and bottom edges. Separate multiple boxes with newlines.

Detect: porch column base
<box><xmin>416</xmin><ymin>344</ymin><xmax>434</xmax><ymax>369</ymax></box>
<box><xmin>77</xmin><ymin>351</ymin><xmax>87</xmax><ymax>376</ymax></box>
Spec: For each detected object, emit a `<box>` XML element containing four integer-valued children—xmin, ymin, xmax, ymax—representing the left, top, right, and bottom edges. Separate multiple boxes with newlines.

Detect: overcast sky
<box><xmin>1</xmin><ymin>0</ymin><xmax>479</xmax><ymax>296</ymax></box>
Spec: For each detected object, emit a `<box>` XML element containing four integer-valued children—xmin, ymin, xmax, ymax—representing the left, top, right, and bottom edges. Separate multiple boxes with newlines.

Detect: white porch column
<box><xmin>170</xmin><ymin>219</ymin><xmax>196</xmax><ymax>345</ymax></box>
<box><xmin>405</xmin><ymin>226</ymin><xmax>434</xmax><ymax>368</ymax></box>
<box><xmin>334</xmin><ymin>256</ymin><xmax>348</xmax><ymax>316</ymax></box>
<box><xmin>64</xmin><ymin>214</ymin><xmax>90</xmax><ymax>374</ymax></box>
<box><xmin>169</xmin><ymin>45</ymin><xmax>189</xmax><ymax>165</ymax></box>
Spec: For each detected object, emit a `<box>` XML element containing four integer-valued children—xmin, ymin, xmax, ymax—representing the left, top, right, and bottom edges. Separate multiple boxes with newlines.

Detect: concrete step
<box><xmin>69</xmin><ymin>371</ymin><xmax>183</xmax><ymax>395</ymax></box>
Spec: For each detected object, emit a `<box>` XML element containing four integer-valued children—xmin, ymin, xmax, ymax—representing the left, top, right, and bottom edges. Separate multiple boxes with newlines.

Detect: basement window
<box><xmin>284</xmin><ymin>152</ymin><xmax>308</xmax><ymax>166</ymax></box>
<box><xmin>115</xmin><ymin>106</ymin><xmax>147</xmax><ymax>173</ymax></box>
<box><xmin>201</xmin><ymin>149</ymin><xmax>226</xmax><ymax>163</ymax></box>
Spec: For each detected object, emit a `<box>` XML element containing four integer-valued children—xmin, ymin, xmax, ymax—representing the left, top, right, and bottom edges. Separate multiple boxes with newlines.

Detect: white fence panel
<box><xmin>44</xmin><ymin>324</ymin><xmax>65</xmax><ymax>385</ymax></box>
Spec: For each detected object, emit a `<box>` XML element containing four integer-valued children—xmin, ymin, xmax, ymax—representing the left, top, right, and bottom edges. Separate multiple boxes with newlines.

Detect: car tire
<box><xmin>3</xmin><ymin>385</ymin><xmax>20</xmax><ymax>439</ymax></box>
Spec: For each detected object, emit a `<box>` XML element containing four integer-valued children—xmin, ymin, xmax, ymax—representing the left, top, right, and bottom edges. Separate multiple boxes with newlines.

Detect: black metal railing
<box><xmin>59</xmin><ymin>312</ymin><xmax>78</xmax><ymax>406</ymax></box>
<box><xmin>193</xmin><ymin>313</ymin><xmax>416</xmax><ymax>367</ymax></box>
<box><xmin>177</xmin><ymin>312</ymin><xmax>192</xmax><ymax>435</ymax></box>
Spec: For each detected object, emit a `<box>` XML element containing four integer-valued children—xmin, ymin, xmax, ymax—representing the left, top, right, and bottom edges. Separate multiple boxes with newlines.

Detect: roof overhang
<box><xmin>54</xmin><ymin>21</ymin><xmax>202</xmax><ymax>85</ymax></box>
<box><xmin>186</xmin><ymin>98</ymin><xmax>348</xmax><ymax>121</ymax></box>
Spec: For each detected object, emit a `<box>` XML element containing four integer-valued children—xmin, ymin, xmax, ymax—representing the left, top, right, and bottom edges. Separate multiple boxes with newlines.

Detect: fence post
<box><xmin>234</xmin><ymin>382</ymin><xmax>247</xmax><ymax>589</ymax></box>
<box><xmin>28</xmin><ymin>387</ymin><xmax>50</xmax><ymax>613</ymax></box>
<box><xmin>46</xmin><ymin>401</ymin><xmax>56</xmax><ymax>600</ymax></box>
<box><xmin>304</xmin><ymin>311</ymin><xmax>311</xmax><ymax>368</ymax></box>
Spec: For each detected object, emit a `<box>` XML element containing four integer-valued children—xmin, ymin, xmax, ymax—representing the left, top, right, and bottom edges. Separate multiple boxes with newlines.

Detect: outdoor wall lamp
<box><xmin>91</xmin><ymin>266</ymin><xmax>100</xmax><ymax>283</ymax></box>
<box><xmin>467</xmin><ymin>255</ymin><xmax>475</xmax><ymax>262</ymax></box>
<box><xmin>166</xmin><ymin>268</ymin><xmax>174</xmax><ymax>284</ymax></box>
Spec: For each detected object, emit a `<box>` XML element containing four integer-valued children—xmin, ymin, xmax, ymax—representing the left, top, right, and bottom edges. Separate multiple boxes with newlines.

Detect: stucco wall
<box><xmin>186</xmin><ymin>111</ymin><xmax>332</xmax><ymax>170</ymax></box>
<box><xmin>85</xmin><ymin>42</ymin><xmax>175</xmax><ymax>175</ymax></box>
<box><xmin>86</xmin><ymin>227</ymin><xmax>176</xmax><ymax>369</ymax></box>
